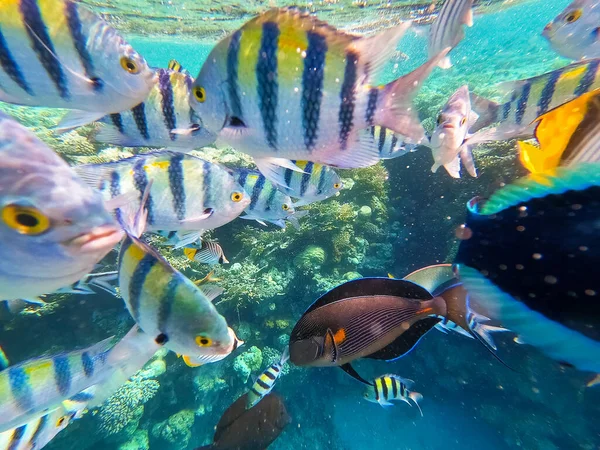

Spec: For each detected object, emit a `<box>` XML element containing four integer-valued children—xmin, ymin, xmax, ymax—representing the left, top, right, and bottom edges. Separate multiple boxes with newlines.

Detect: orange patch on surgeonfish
<box><xmin>418</xmin><ymin>307</ymin><xmax>433</xmax><ymax>315</ymax></box>
<box><xmin>333</xmin><ymin>328</ymin><xmax>346</xmax><ymax>345</ymax></box>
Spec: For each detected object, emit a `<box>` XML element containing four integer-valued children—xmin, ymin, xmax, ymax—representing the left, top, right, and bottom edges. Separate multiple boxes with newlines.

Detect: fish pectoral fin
<box><xmin>437</xmin><ymin>56</ymin><xmax>452</xmax><ymax>70</ymax></box>
<box><xmin>459</xmin><ymin>145</ymin><xmax>478</xmax><ymax>178</ymax></box>
<box><xmin>182</xmin><ymin>355</ymin><xmax>204</xmax><ymax>368</ymax></box>
<box><xmin>366</xmin><ymin>317</ymin><xmax>441</xmax><ymax>361</ymax></box>
<box><xmin>55</xmin><ymin>110</ymin><xmax>107</xmax><ymax>133</ymax></box>
<box><xmin>198</xmin><ymin>285</ymin><xmax>224</xmax><ymax>302</ymax></box>
<box><xmin>464</xmin><ymin>7</ymin><xmax>474</xmax><ymax>27</ymax></box>
<box><xmin>443</xmin><ymin>156</ymin><xmax>462</xmax><ymax>178</ymax></box>
<box><xmin>321</xmin><ymin>129</ymin><xmax>381</xmax><ymax>169</ymax></box>
<box><xmin>339</xmin><ymin>363</ymin><xmax>373</xmax><ymax>386</ymax></box>
<box><xmin>253</xmin><ymin>157</ymin><xmax>305</xmax><ymax>187</ymax></box>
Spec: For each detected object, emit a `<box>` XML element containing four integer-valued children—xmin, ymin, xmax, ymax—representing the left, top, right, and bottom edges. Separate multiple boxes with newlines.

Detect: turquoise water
<box><xmin>1</xmin><ymin>0</ymin><xmax>599</xmax><ymax>449</ymax></box>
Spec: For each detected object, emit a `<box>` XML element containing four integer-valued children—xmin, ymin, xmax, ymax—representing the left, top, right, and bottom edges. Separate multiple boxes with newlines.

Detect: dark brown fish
<box><xmin>196</xmin><ymin>393</ymin><xmax>290</xmax><ymax>450</ymax></box>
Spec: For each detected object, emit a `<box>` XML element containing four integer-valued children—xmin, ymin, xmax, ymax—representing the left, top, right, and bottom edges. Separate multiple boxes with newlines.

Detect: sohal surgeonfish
<box><xmin>191</xmin><ymin>8</ymin><xmax>449</xmax><ymax>181</ymax></box>
<box><xmin>196</xmin><ymin>393</ymin><xmax>290</xmax><ymax>450</ymax></box>
<box><xmin>455</xmin><ymin>162</ymin><xmax>600</xmax><ymax>374</ymax></box>
<box><xmin>288</xmin><ymin>277</ymin><xmax>471</xmax><ymax>384</ymax></box>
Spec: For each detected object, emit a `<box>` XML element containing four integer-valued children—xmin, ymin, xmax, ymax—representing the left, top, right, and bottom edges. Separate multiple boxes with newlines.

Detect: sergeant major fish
<box><xmin>429</xmin><ymin>85</ymin><xmax>479</xmax><ymax>178</ymax></box>
<box><xmin>468</xmin><ymin>59</ymin><xmax>600</xmax><ymax>144</ymax></box>
<box><xmin>0</xmin><ymin>0</ymin><xmax>155</xmax><ymax>130</ymax></box>
<box><xmin>364</xmin><ymin>374</ymin><xmax>423</xmax><ymax>415</ymax></box>
<box><xmin>371</xmin><ymin>126</ymin><xmax>418</xmax><ymax>160</ymax></box>
<box><xmin>96</xmin><ymin>68</ymin><xmax>216</xmax><ymax>149</ymax></box>
<box><xmin>74</xmin><ymin>151</ymin><xmax>250</xmax><ymax>235</ymax></box>
<box><xmin>0</xmin><ymin>407</ymin><xmax>75</xmax><ymax>450</ymax></box>
<box><xmin>543</xmin><ymin>0</ymin><xmax>600</xmax><ymax>60</ymax></box>
<box><xmin>190</xmin><ymin>8</ymin><xmax>449</xmax><ymax>181</ymax></box>
<box><xmin>429</xmin><ymin>0</ymin><xmax>474</xmax><ymax>69</ymax></box>
<box><xmin>0</xmin><ymin>112</ymin><xmax>121</xmax><ymax>301</ymax></box>
<box><xmin>247</xmin><ymin>348</ymin><xmax>289</xmax><ymax>409</ymax></box>
<box><xmin>117</xmin><ymin>192</ymin><xmax>243</xmax><ymax>368</ymax></box>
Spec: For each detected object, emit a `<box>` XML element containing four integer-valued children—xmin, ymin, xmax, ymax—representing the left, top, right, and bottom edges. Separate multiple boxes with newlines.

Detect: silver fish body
<box><xmin>270</xmin><ymin>161</ymin><xmax>342</xmax><ymax>207</ymax></box>
<box><xmin>0</xmin><ymin>0</ymin><xmax>155</xmax><ymax>127</ymax></box>
<box><xmin>74</xmin><ymin>151</ymin><xmax>250</xmax><ymax>233</ymax></box>
<box><xmin>543</xmin><ymin>0</ymin><xmax>600</xmax><ymax>60</ymax></box>
<box><xmin>429</xmin><ymin>0</ymin><xmax>474</xmax><ymax>69</ymax></box>
<box><xmin>97</xmin><ymin>69</ymin><xmax>216</xmax><ymax>149</ymax></box>
<box><xmin>0</xmin><ymin>112</ymin><xmax>121</xmax><ymax>301</ymax></box>
<box><xmin>371</xmin><ymin>126</ymin><xmax>418</xmax><ymax>160</ymax></box>
<box><xmin>429</xmin><ymin>85</ymin><xmax>478</xmax><ymax>178</ymax></box>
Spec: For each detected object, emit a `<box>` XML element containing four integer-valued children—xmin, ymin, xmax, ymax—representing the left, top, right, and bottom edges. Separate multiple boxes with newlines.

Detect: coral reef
<box><xmin>233</xmin><ymin>346</ymin><xmax>263</xmax><ymax>382</ymax></box>
<box><xmin>150</xmin><ymin>410</ymin><xmax>195</xmax><ymax>449</ymax></box>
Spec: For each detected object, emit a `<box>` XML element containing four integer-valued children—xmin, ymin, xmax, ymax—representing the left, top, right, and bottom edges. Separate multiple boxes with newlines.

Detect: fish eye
<box><xmin>564</xmin><ymin>9</ymin><xmax>582</xmax><ymax>23</ymax></box>
<box><xmin>282</xmin><ymin>203</ymin><xmax>290</xmax><ymax>211</ymax></box>
<box><xmin>333</xmin><ymin>183</ymin><xmax>341</xmax><ymax>189</ymax></box>
<box><xmin>460</xmin><ymin>117</ymin><xmax>467</xmax><ymax>126</ymax></box>
<box><xmin>2</xmin><ymin>204</ymin><xmax>50</xmax><ymax>235</ymax></box>
<box><xmin>231</xmin><ymin>192</ymin><xmax>244</xmax><ymax>202</ymax></box>
<box><xmin>437</xmin><ymin>115</ymin><xmax>443</xmax><ymax>125</ymax></box>
<box><xmin>120</xmin><ymin>56</ymin><xmax>140</xmax><ymax>74</ymax></box>
<box><xmin>194</xmin><ymin>86</ymin><xmax>206</xmax><ymax>103</ymax></box>
<box><xmin>56</xmin><ymin>416</ymin><xmax>66</xmax><ymax>427</ymax></box>
<box><xmin>195</xmin><ymin>335</ymin><xmax>212</xmax><ymax>347</ymax></box>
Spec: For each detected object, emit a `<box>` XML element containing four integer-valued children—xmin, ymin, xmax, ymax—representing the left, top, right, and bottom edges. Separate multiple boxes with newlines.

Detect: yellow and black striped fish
<box><xmin>0</xmin><ymin>408</ymin><xmax>73</xmax><ymax>450</ymax></box>
<box><xmin>97</xmin><ymin>68</ymin><xmax>215</xmax><ymax>149</ymax></box>
<box><xmin>191</xmin><ymin>8</ymin><xmax>448</xmax><ymax>180</ymax></box>
<box><xmin>0</xmin><ymin>0</ymin><xmax>155</xmax><ymax>130</ymax></box>
<box><xmin>247</xmin><ymin>349</ymin><xmax>289</xmax><ymax>409</ymax></box>
<box><xmin>364</xmin><ymin>374</ymin><xmax>423</xmax><ymax>415</ymax></box>
<box><xmin>469</xmin><ymin>58</ymin><xmax>600</xmax><ymax>143</ymax></box>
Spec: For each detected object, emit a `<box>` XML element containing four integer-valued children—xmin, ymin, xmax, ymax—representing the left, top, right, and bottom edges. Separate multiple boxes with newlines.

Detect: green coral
<box><xmin>117</xmin><ymin>429</ymin><xmax>149</xmax><ymax>450</ymax></box>
<box><xmin>150</xmin><ymin>410</ymin><xmax>195</xmax><ymax>449</ymax></box>
<box><xmin>233</xmin><ymin>345</ymin><xmax>263</xmax><ymax>381</ymax></box>
<box><xmin>293</xmin><ymin>245</ymin><xmax>326</xmax><ymax>272</ymax></box>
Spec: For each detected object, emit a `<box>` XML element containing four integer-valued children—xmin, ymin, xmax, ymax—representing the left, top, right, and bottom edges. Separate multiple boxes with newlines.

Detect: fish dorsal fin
<box><xmin>403</xmin><ymin>264</ymin><xmax>455</xmax><ymax>295</ymax></box>
<box><xmin>366</xmin><ymin>317</ymin><xmax>440</xmax><ymax>361</ymax></box>
<box><xmin>303</xmin><ymin>278</ymin><xmax>433</xmax><ymax>316</ymax></box>
<box><xmin>168</xmin><ymin>59</ymin><xmax>184</xmax><ymax>72</ymax></box>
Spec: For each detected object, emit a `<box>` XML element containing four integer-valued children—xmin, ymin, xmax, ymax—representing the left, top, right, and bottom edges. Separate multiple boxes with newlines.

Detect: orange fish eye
<box><xmin>231</xmin><ymin>192</ymin><xmax>243</xmax><ymax>202</ymax></box>
<box><xmin>460</xmin><ymin>117</ymin><xmax>467</xmax><ymax>126</ymax></box>
<box><xmin>120</xmin><ymin>56</ymin><xmax>140</xmax><ymax>74</ymax></box>
<box><xmin>282</xmin><ymin>203</ymin><xmax>290</xmax><ymax>211</ymax></box>
<box><xmin>333</xmin><ymin>183</ymin><xmax>341</xmax><ymax>189</ymax></box>
<box><xmin>195</xmin><ymin>335</ymin><xmax>212</xmax><ymax>347</ymax></box>
<box><xmin>2</xmin><ymin>204</ymin><xmax>50</xmax><ymax>235</ymax></box>
<box><xmin>564</xmin><ymin>9</ymin><xmax>582</xmax><ymax>23</ymax></box>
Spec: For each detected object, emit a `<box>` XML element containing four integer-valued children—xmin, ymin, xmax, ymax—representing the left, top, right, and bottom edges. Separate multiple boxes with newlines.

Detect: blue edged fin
<box><xmin>479</xmin><ymin>162</ymin><xmax>600</xmax><ymax>215</ymax></box>
<box><xmin>457</xmin><ymin>265</ymin><xmax>600</xmax><ymax>373</ymax></box>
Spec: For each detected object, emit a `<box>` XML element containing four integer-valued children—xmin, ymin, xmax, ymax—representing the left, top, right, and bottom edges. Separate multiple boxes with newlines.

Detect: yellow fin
<box><xmin>586</xmin><ymin>374</ymin><xmax>600</xmax><ymax>388</ymax></box>
<box><xmin>183</xmin><ymin>247</ymin><xmax>197</xmax><ymax>261</ymax></box>
<box><xmin>387</xmin><ymin>273</ymin><xmax>395</xmax><ymax>279</ymax></box>
<box><xmin>193</xmin><ymin>270</ymin><xmax>222</xmax><ymax>286</ymax></box>
<box><xmin>168</xmin><ymin>59</ymin><xmax>182</xmax><ymax>72</ymax></box>
<box><xmin>182</xmin><ymin>355</ymin><xmax>204</xmax><ymax>368</ymax></box>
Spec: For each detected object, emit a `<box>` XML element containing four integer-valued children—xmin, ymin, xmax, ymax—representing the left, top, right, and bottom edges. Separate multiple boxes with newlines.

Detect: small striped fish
<box><xmin>469</xmin><ymin>58</ymin><xmax>600</xmax><ymax>144</ymax></box>
<box><xmin>371</xmin><ymin>126</ymin><xmax>419</xmax><ymax>160</ymax></box>
<box><xmin>184</xmin><ymin>241</ymin><xmax>228</xmax><ymax>265</ymax></box>
<box><xmin>96</xmin><ymin>68</ymin><xmax>216</xmax><ymax>149</ymax></box>
<box><xmin>364</xmin><ymin>375</ymin><xmax>423</xmax><ymax>415</ymax></box>
<box><xmin>267</xmin><ymin>161</ymin><xmax>342</xmax><ymax>207</ymax></box>
<box><xmin>0</xmin><ymin>408</ymin><xmax>73</xmax><ymax>450</ymax></box>
<box><xmin>232</xmin><ymin>168</ymin><xmax>297</xmax><ymax>226</ymax></box>
<box><xmin>429</xmin><ymin>0</ymin><xmax>474</xmax><ymax>69</ymax></box>
<box><xmin>74</xmin><ymin>151</ymin><xmax>250</xmax><ymax>233</ymax></box>
<box><xmin>0</xmin><ymin>337</ymin><xmax>117</xmax><ymax>432</ymax></box>
<box><xmin>435</xmin><ymin>311</ymin><xmax>510</xmax><ymax>351</ymax></box>
<box><xmin>247</xmin><ymin>348</ymin><xmax>289</xmax><ymax>409</ymax></box>
<box><xmin>0</xmin><ymin>0</ymin><xmax>155</xmax><ymax>130</ymax></box>
<box><xmin>117</xmin><ymin>197</ymin><xmax>243</xmax><ymax>366</ymax></box>
<box><xmin>191</xmin><ymin>8</ymin><xmax>449</xmax><ymax>180</ymax></box>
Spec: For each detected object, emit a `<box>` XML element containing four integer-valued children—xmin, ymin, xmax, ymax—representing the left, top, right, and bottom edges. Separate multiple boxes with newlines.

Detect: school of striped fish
<box><xmin>0</xmin><ymin>0</ymin><xmax>599</xmax><ymax>447</ymax></box>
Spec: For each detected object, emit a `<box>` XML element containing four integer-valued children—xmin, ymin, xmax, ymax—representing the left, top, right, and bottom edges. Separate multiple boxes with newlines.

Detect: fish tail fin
<box><xmin>469</xmin><ymin>93</ymin><xmax>500</xmax><ymax>131</ymax></box>
<box><xmin>280</xmin><ymin>346</ymin><xmax>290</xmax><ymax>366</ymax></box>
<box><xmin>116</xmin><ymin>181</ymin><xmax>153</xmax><ymax>239</ymax></box>
<box><xmin>375</xmin><ymin>48</ymin><xmax>451</xmax><ymax>142</ymax></box>
<box><xmin>408</xmin><ymin>391</ymin><xmax>424</xmax><ymax>417</ymax></box>
<box><xmin>471</xmin><ymin>322</ymin><xmax>510</xmax><ymax>351</ymax></box>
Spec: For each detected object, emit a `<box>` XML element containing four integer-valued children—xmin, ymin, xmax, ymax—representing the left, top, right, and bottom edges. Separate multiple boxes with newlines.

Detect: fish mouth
<box><xmin>542</xmin><ymin>23</ymin><xmax>553</xmax><ymax>38</ymax></box>
<box><xmin>65</xmin><ymin>225</ymin><xmax>123</xmax><ymax>254</ymax></box>
<box><xmin>442</xmin><ymin>124</ymin><xmax>455</xmax><ymax>130</ymax></box>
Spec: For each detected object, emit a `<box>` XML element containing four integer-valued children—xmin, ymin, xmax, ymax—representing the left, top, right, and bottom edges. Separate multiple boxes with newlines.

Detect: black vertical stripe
<box><xmin>378</xmin><ymin>126</ymin><xmax>387</xmax><ymax>155</ymax></box>
<box><xmin>0</xmin><ymin>27</ymin><xmax>32</xmax><ymax>95</ymax></box>
<box><xmin>249</xmin><ymin>174</ymin><xmax>266</xmax><ymax>211</ymax></box>
<box><xmin>128</xmin><ymin>252</ymin><xmax>157</xmax><ymax>322</ymax></box>
<box><xmin>301</xmin><ymin>31</ymin><xmax>327</xmax><ymax>152</ymax></box>
<box><xmin>390</xmin><ymin>134</ymin><xmax>398</xmax><ymax>156</ymax></box>
<box><xmin>374</xmin><ymin>379</ymin><xmax>380</xmax><ymax>401</ymax></box>
<box><xmin>316</xmin><ymin>165</ymin><xmax>327</xmax><ymax>195</ymax></box>
<box><xmin>237</xmin><ymin>170</ymin><xmax>248</xmax><ymax>188</ymax></box>
<box><xmin>202</xmin><ymin>160</ymin><xmax>213</xmax><ymax>207</ymax></box>
<box><xmin>381</xmin><ymin>377</ymin><xmax>389</xmax><ymax>400</ymax></box>
<box><xmin>365</xmin><ymin>88</ymin><xmax>378</xmax><ymax>127</ymax></box>
<box><xmin>157</xmin><ymin>276</ymin><xmax>178</xmax><ymax>334</ymax></box>
<box><xmin>131</xmin><ymin>103</ymin><xmax>150</xmax><ymax>140</ymax></box>
<box><xmin>538</xmin><ymin>69</ymin><xmax>561</xmax><ymax>115</ymax></box>
<box><xmin>30</xmin><ymin>415</ymin><xmax>48</xmax><ymax>447</ymax></box>
<box><xmin>168</xmin><ymin>153</ymin><xmax>186</xmax><ymax>221</ymax></box>
<box><xmin>8</xmin><ymin>425</ymin><xmax>26</xmax><ymax>450</ymax></box>
<box><xmin>575</xmin><ymin>60</ymin><xmax>600</xmax><ymax>96</ymax></box>
<box><xmin>257</xmin><ymin>22</ymin><xmax>279</xmax><ymax>150</ymax></box>
<box><xmin>65</xmin><ymin>1</ymin><xmax>102</xmax><ymax>91</ymax></box>
<box><xmin>132</xmin><ymin>158</ymin><xmax>154</xmax><ymax>225</ymax></box>
<box><xmin>8</xmin><ymin>366</ymin><xmax>34</xmax><ymax>411</ymax></box>
<box><xmin>110</xmin><ymin>113</ymin><xmax>125</xmax><ymax>134</ymax></box>
<box><xmin>20</xmin><ymin>0</ymin><xmax>69</xmax><ymax>99</ymax></box>
<box><xmin>81</xmin><ymin>351</ymin><xmax>94</xmax><ymax>378</ymax></box>
<box><xmin>257</xmin><ymin>378</ymin><xmax>271</xmax><ymax>390</ymax></box>
<box><xmin>515</xmin><ymin>82</ymin><xmax>531</xmax><ymax>125</ymax></box>
<box><xmin>227</xmin><ymin>30</ymin><xmax>243</xmax><ymax>119</ymax></box>
<box><xmin>53</xmin><ymin>355</ymin><xmax>71</xmax><ymax>396</ymax></box>
<box><xmin>158</xmin><ymin>69</ymin><xmax>177</xmax><ymax>139</ymax></box>
<box><xmin>264</xmin><ymin>184</ymin><xmax>278</xmax><ymax>211</ymax></box>
<box><xmin>300</xmin><ymin>161</ymin><xmax>314</xmax><ymax>196</ymax></box>
<box><xmin>284</xmin><ymin>168</ymin><xmax>293</xmax><ymax>188</ymax></box>
<box><xmin>391</xmin><ymin>378</ymin><xmax>398</xmax><ymax>399</ymax></box>
<box><xmin>264</xmin><ymin>368</ymin><xmax>277</xmax><ymax>380</ymax></box>
<box><xmin>338</xmin><ymin>51</ymin><xmax>358</xmax><ymax>151</ymax></box>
